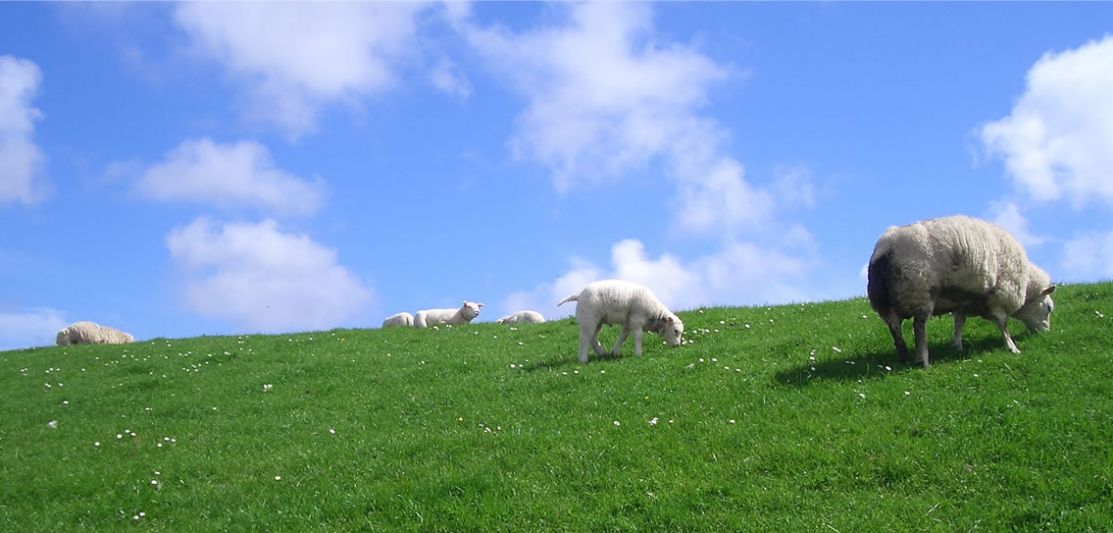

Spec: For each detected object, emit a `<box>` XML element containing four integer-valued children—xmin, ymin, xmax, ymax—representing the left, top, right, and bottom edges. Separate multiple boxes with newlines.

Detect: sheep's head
<box><xmin>1015</xmin><ymin>285</ymin><xmax>1056</xmax><ymax>332</ymax></box>
<box><xmin>660</xmin><ymin>316</ymin><xmax>684</xmax><ymax>347</ymax></box>
<box><xmin>461</xmin><ymin>301</ymin><xmax>483</xmax><ymax>321</ymax></box>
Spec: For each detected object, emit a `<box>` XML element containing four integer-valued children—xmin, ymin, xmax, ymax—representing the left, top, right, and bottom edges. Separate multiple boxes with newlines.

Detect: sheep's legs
<box><xmin>632</xmin><ymin>328</ymin><xmax>644</xmax><ymax>356</ymax></box>
<box><xmin>952</xmin><ymin>312</ymin><xmax>966</xmax><ymax>351</ymax></box>
<box><xmin>579</xmin><ymin>322</ymin><xmax>606</xmax><ymax>363</ymax></box>
<box><xmin>994</xmin><ymin>313</ymin><xmax>1021</xmax><ymax>354</ymax></box>
<box><xmin>913</xmin><ymin>314</ymin><xmax>931</xmax><ymax>367</ymax></box>
<box><xmin>885</xmin><ymin>316</ymin><xmax>910</xmax><ymax>361</ymax></box>
<box><xmin>611</xmin><ymin>327</ymin><xmax>630</xmax><ymax>356</ymax></box>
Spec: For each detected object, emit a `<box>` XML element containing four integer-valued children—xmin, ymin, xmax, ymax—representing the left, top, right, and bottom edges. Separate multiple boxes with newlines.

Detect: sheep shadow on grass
<box><xmin>773</xmin><ymin>334</ymin><xmax>1012</xmax><ymax>387</ymax></box>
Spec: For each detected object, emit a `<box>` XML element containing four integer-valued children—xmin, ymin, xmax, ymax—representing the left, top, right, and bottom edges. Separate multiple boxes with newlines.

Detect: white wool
<box><xmin>381</xmin><ymin>312</ymin><xmax>414</xmax><ymax>328</ymax></box>
<box><xmin>867</xmin><ymin>215</ymin><xmax>1055</xmax><ymax>366</ymax></box>
<box><xmin>558</xmin><ymin>279</ymin><xmax>683</xmax><ymax>363</ymax></box>
<box><xmin>497</xmin><ymin>310</ymin><xmax>546</xmax><ymax>324</ymax></box>
<box><xmin>56</xmin><ymin>321</ymin><xmax>135</xmax><ymax>346</ymax></box>
<box><xmin>414</xmin><ymin>301</ymin><xmax>483</xmax><ymax>328</ymax></box>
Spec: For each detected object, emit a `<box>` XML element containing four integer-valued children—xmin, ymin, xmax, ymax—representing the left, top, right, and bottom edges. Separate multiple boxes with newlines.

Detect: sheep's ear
<box><xmin>666</xmin><ymin>316</ymin><xmax>674</xmax><ymax>324</ymax></box>
<box><xmin>1043</xmin><ymin>285</ymin><xmax>1056</xmax><ymax>296</ymax></box>
<box><xmin>478</xmin><ymin>303</ymin><xmax>484</xmax><ymax>308</ymax></box>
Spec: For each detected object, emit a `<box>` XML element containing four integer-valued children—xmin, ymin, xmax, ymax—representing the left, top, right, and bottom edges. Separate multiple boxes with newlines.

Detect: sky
<box><xmin>2</xmin><ymin>2</ymin><xmax>1112</xmax><ymax>350</ymax></box>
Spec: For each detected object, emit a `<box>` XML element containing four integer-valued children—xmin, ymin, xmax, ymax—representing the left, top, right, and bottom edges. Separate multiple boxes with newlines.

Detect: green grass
<box><xmin>2</xmin><ymin>283</ymin><xmax>1112</xmax><ymax>531</ymax></box>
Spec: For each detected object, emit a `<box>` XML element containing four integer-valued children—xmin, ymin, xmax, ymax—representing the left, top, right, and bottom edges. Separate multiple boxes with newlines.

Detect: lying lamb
<box><xmin>381</xmin><ymin>312</ymin><xmax>414</xmax><ymax>328</ymax></box>
<box><xmin>558</xmin><ymin>279</ymin><xmax>683</xmax><ymax>363</ymax></box>
<box><xmin>414</xmin><ymin>301</ymin><xmax>483</xmax><ymax>328</ymax></box>
<box><xmin>56</xmin><ymin>321</ymin><xmax>135</xmax><ymax>346</ymax></box>
<box><xmin>867</xmin><ymin>215</ymin><xmax>1056</xmax><ymax>367</ymax></box>
<box><xmin>497</xmin><ymin>310</ymin><xmax>546</xmax><ymax>324</ymax></box>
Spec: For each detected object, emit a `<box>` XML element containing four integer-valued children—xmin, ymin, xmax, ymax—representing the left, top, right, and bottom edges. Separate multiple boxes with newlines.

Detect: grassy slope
<box><xmin>1</xmin><ymin>283</ymin><xmax>1111</xmax><ymax>531</ymax></box>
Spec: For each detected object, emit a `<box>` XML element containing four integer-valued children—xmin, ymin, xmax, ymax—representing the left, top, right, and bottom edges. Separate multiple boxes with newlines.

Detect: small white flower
<box><xmin>116</xmin><ymin>434</ymin><xmax>123</xmax><ymax>439</ymax></box>
<box><xmin>832</xmin><ymin>346</ymin><xmax>843</xmax><ymax>353</ymax></box>
<box><xmin>328</xmin><ymin>428</ymin><xmax>336</xmax><ymax>435</ymax></box>
<box><xmin>904</xmin><ymin>391</ymin><xmax>911</xmax><ymax>396</ymax></box>
<box><xmin>648</xmin><ymin>418</ymin><xmax>659</xmax><ymax>426</ymax></box>
<box><xmin>47</xmin><ymin>420</ymin><xmax>58</xmax><ymax>429</ymax></box>
<box><xmin>275</xmin><ymin>476</ymin><xmax>282</xmax><ymax>481</ymax></box>
<box><xmin>728</xmin><ymin>419</ymin><xmax>736</xmax><ymax>424</ymax></box>
<box><xmin>613</xmin><ymin>420</ymin><xmax>621</xmax><ymax>427</ymax></box>
<box><xmin>94</xmin><ymin>441</ymin><xmax>101</xmax><ymax>447</ymax></box>
<box><xmin>858</xmin><ymin>393</ymin><xmax>866</xmax><ymax>399</ymax></box>
<box><xmin>150</xmin><ymin>480</ymin><xmax>158</xmax><ymax>486</ymax></box>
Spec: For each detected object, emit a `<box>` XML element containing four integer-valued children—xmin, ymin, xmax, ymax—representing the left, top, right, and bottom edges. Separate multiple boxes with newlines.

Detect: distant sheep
<box><xmin>497</xmin><ymin>310</ymin><xmax>546</xmax><ymax>324</ymax></box>
<box><xmin>56</xmin><ymin>321</ymin><xmax>134</xmax><ymax>346</ymax></box>
<box><xmin>381</xmin><ymin>312</ymin><xmax>414</xmax><ymax>328</ymax></box>
<box><xmin>867</xmin><ymin>215</ymin><xmax>1056</xmax><ymax>367</ymax></box>
<box><xmin>414</xmin><ymin>301</ymin><xmax>483</xmax><ymax>328</ymax></box>
<box><xmin>558</xmin><ymin>279</ymin><xmax>683</xmax><ymax>363</ymax></box>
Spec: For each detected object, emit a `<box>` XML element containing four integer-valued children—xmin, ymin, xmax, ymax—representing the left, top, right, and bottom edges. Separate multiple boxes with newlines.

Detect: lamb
<box><xmin>558</xmin><ymin>279</ymin><xmax>684</xmax><ymax>363</ymax></box>
<box><xmin>497</xmin><ymin>310</ymin><xmax>546</xmax><ymax>324</ymax></box>
<box><xmin>56</xmin><ymin>321</ymin><xmax>135</xmax><ymax>346</ymax></box>
<box><xmin>414</xmin><ymin>301</ymin><xmax>483</xmax><ymax>328</ymax></box>
<box><xmin>867</xmin><ymin>215</ymin><xmax>1056</xmax><ymax>367</ymax></box>
<box><xmin>381</xmin><ymin>312</ymin><xmax>414</xmax><ymax>328</ymax></box>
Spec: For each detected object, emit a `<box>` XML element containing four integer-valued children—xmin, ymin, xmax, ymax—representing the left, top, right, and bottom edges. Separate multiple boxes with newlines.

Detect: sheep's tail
<box><xmin>866</xmin><ymin>245</ymin><xmax>894</xmax><ymax>317</ymax></box>
<box><xmin>557</xmin><ymin>293</ymin><xmax>578</xmax><ymax>307</ymax></box>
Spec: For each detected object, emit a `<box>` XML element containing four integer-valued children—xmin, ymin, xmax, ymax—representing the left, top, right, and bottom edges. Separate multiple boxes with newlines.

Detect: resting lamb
<box><xmin>381</xmin><ymin>312</ymin><xmax>414</xmax><ymax>328</ymax></box>
<box><xmin>56</xmin><ymin>321</ymin><xmax>135</xmax><ymax>346</ymax></box>
<box><xmin>558</xmin><ymin>279</ymin><xmax>683</xmax><ymax>363</ymax></box>
<box><xmin>497</xmin><ymin>310</ymin><xmax>546</xmax><ymax>324</ymax></box>
<box><xmin>414</xmin><ymin>301</ymin><xmax>483</xmax><ymax>328</ymax></box>
<box><xmin>867</xmin><ymin>215</ymin><xmax>1056</xmax><ymax>367</ymax></box>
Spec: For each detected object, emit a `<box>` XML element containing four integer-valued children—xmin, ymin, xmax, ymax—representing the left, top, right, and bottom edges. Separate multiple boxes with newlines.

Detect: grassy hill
<box><xmin>2</xmin><ymin>283</ymin><xmax>1111</xmax><ymax>531</ymax></box>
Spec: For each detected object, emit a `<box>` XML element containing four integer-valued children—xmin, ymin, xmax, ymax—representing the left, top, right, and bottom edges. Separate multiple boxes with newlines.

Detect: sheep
<box><xmin>56</xmin><ymin>321</ymin><xmax>135</xmax><ymax>346</ymax></box>
<box><xmin>867</xmin><ymin>215</ymin><xmax>1056</xmax><ymax>367</ymax></box>
<box><xmin>497</xmin><ymin>310</ymin><xmax>546</xmax><ymax>324</ymax></box>
<box><xmin>381</xmin><ymin>312</ymin><xmax>414</xmax><ymax>328</ymax></box>
<box><xmin>558</xmin><ymin>279</ymin><xmax>684</xmax><ymax>363</ymax></box>
<box><xmin>414</xmin><ymin>301</ymin><xmax>483</xmax><ymax>328</ymax></box>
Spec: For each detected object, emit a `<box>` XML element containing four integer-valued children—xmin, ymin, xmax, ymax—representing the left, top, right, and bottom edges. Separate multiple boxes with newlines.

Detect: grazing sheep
<box><xmin>558</xmin><ymin>279</ymin><xmax>684</xmax><ymax>363</ymax></box>
<box><xmin>414</xmin><ymin>301</ymin><xmax>483</xmax><ymax>328</ymax></box>
<box><xmin>867</xmin><ymin>215</ymin><xmax>1056</xmax><ymax>367</ymax></box>
<box><xmin>497</xmin><ymin>310</ymin><xmax>546</xmax><ymax>324</ymax></box>
<box><xmin>381</xmin><ymin>312</ymin><xmax>414</xmax><ymax>328</ymax></box>
<box><xmin>56</xmin><ymin>321</ymin><xmax>135</xmax><ymax>346</ymax></box>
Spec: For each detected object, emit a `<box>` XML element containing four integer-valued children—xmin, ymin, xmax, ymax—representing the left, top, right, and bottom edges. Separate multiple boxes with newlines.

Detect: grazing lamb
<box><xmin>381</xmin><ymin>312</ymin><xmax>414</xmax><ymax>328</ymax></box>
<box><xmin>414</xmin><ymin>301</ymin><xmax>483</xmax><ymax>328</ymax></box>
<box><xmin>56</xmin><ymin>321</ymin><xmax>135</xmax><ymax>346</ymax></box>
<box><xmin>497</xmin><ymin>310</ymin><xmax>546</xmax><ymax>324</ymax></box>
<box><xmin>867</xmin><ymin>215</ymin><xmax>1056</xmax><ymax>367</ymax></box>
<box><xmin>558</xmin><ymin>280</ymin><xmax>684</xmax><ymax>363</ymax></box>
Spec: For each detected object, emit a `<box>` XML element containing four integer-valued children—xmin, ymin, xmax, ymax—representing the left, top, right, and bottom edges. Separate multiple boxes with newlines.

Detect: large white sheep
<box><xmin>558</xmin><ymin>279</ymin><xmax>684</xmax><ymax>363</ymax></box>
<box><xmin>381</xmin><ymin>312</ymin><xmax>414</xmax><ymax>328</ymax></box>
<box><xmin>56</xmin><ymin>321</ymin><xmax>135</xmax><ymax>346</ymax></box>
<box><xmin>497</xmin><ymin>310</ymin><xmax>546</xmax><ymax>324</ymax></box>
<box><xmin>414</xmin><ymin>301</ymin><xmax>483</xmax><ymax>328</ymax></box>
<box><xmin>867</xmin><ymin>215</ymin><xmax>1056</xmax><ymax>367</ymax></box>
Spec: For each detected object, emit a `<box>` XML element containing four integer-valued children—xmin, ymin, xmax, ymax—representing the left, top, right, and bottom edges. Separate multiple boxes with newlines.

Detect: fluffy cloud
<box><xmin>174</xmin><ymin>2</ymin><xmax>430</xmax><ymax>136</ymax></box>
<box><xmin>501</xmin><ymin>238</ymin><xmax>815</xmax><ymax>321</ymax></box>
<box><xmin>166</xmin><ymin>218</ymin><xmax>373</xmax><ymax>333</ymax></box>
<box><xmin>1060</xmin><ymin>230</ymin><xmax>1113</xmax><ymax>282</ymax></box>
<box><xmin>0</xmin><ymin>308</ymin><xmax>68</xmax><ymax>351</ymax></box>
<box><xmin>137</xmin><ymin>138</ymin><xmax>324</xmax><ymax>216</ymax></box>
<box><xmin>463</xmin><ymin>3</ymin><xmax>810</xmax><ymax>237</ymax></box>
<box><xmin>0</xmin><ymin>55</ymin><xmax>49</xmax><ymax>205</ymax></box>
<box><xmin>981</xmin><ymin>35</ymin><xmax>1113</xmax><ymax>209</ymax></box>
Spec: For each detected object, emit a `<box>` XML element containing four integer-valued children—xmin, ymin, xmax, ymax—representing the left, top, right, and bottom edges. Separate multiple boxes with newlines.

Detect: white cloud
<box><xmin>981</xmin><ymin>35</ymin><xmax>1113</xmax><ymax>209</ymax></box>
<box><xmin>137</xmin><ymin>138</ymin><xmax>324</xmax><ymax>216</ymax></box>
<box><xmin>0</xmin><ymin>55</ymin><xmax>49</xmax><ymax>205</ymax></box>
<box><xmin>166</xmin><ymin>218</ymin><xmax>373</xmax><ymax>333</ymax></box>
<box><xmin>987</xmin><ymin>200</ymin><xmax>1045</xmax><ymax>247</ymax></box>
<box><xmin>174</xmin><ymin>2</ymin><xmax>429</xmax><ymax>137</ymax></box>
<box><xmin>463</xmin><ymin>3</ymin><xmax>811</xmax><ymax>238</ymax></box>
<box><xmin>0</xmin><ymin>308</ymin><xmax>68</xmax><ymax>351</ymax></box>
<box><xmin>501</xmin><ymin>237</ymin><xmax>816</xmax><ymax>322</ymax></box>
<box><xmin>1060</xmin><ymin>230</ymin><xmax>1113</xmax><ymax>282</ymax></box>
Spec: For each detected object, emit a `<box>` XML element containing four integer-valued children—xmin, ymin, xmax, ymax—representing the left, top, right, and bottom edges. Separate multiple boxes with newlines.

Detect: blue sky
<box><xmin>2</xmin><ymin>2</ymin><xmax>1112</xmax><ymax>350</ymax></box>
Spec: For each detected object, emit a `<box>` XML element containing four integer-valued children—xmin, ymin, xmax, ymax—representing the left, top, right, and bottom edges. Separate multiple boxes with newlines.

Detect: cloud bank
<box><xmin>166</xmin><ymin>218</ymin><xmax>373</xmax><ymax>333</ymax></box>
<box><xmin>0</xmin><ymin>55</ymin><xmax>49</xmax><ymax>205</ymax></box>
<box><xmin>0</xmin><ymin>308</ymin><xmax>68</xmax><ymax>351</ymax></box>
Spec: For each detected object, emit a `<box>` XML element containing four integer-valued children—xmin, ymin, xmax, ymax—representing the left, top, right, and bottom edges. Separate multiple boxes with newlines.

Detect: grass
<box><xmin>1</xmin><ymin>283</ymin><xmax>1111</xmax><ymax>531</ymax></box>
